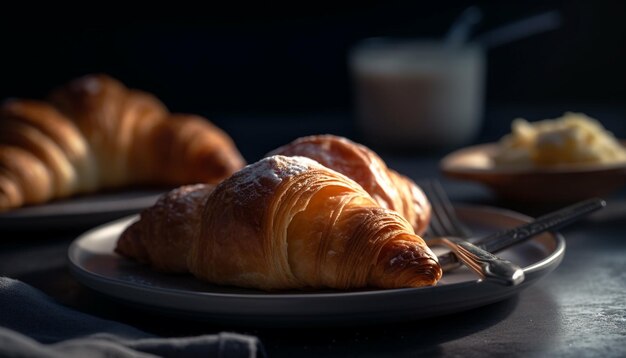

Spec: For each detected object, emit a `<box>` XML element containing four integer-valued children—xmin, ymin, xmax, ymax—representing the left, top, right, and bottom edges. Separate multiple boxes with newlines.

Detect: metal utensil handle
<box><xmin>443</xmin><ymin>237</ymin><xmax>525</xmax><ymax>286</ymax></box>
<box><xmin>437</xmin><ymin>198</ymin><xmax>606</xmax><ymax>271</ymax></box>
<box><xmin>476</xmin><ymin>198</ymin><xmax>606</xmax><ymax>253</ymax></box>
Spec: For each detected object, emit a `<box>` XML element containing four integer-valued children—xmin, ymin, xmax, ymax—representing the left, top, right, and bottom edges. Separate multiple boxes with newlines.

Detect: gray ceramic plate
<box><xmin>68</xmin><ymin>205</ymin><xmax>565</xmax><ymax>326</ymax></box>
<box><xmin>0</xmin><ymin>190</ymin><xmax>163</xmax><ymax>230</ymax></box>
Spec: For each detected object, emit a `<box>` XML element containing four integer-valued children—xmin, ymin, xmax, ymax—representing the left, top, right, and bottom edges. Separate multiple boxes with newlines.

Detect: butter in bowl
<box><xmin>440</xmin><ymin>112</ymin><xmax>626</xmax><ymax>203</ymax></box>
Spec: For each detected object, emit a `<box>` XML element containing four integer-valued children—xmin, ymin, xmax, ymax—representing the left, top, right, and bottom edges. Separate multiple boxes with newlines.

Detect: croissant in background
<box><xmin>268</xmin><ymin>135</ymin><xmax>431</xmax><ymax>235</ymax></box>
<box><xmin>116</xmin><ymin>155</ymin><xmax>442</xmax><ymax>291</ymax></box>
<box><xmin>0</xmin><ymin>75</ymin><xmax>245</xmax><ymax>212</ymax></box>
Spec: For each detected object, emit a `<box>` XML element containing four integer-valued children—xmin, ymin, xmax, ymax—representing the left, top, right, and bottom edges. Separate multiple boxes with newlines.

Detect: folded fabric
<box><xmin>0</xmin><ymin>277</ymin><xmax>264</xmax><ymax>358</ymax></box>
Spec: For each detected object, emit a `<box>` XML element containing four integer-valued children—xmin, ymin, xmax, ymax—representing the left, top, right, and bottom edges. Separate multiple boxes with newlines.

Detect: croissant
<box><xmin>116</xmin><ymin>155</ymin><xmax>442</xmax><ymax>291</ymax></box>
<box><xmin>268</xmin><ymin>135</ymin><xmax>431</xmax><ymax>235</ymax></box>
<box><xmin>0</xmin><ymin>75</ymin><xmax>245</xmax><ymax>212</ymax></box>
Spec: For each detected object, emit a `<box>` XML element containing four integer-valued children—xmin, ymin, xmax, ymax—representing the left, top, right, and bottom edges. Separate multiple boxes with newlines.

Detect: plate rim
<box><xmin>67</xmin><ymin>205</ymin><xmax>565</xmax><ymax>301</ymax></box>
<box><xmin>0</xmin><ymin>190</ymin><xmax>165</xmax><ymax>230</ymax></box>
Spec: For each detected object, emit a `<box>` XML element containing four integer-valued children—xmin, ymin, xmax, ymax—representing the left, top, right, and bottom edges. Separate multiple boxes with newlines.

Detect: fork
<box><xmin>421</xmin><ymin>180</ymin><xmax>525</xmax><ymax>286</ymax></box>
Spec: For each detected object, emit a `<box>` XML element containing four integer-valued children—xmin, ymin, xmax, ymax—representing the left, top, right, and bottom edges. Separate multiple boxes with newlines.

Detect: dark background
<box><xmin>1</xmin><ymin>0</ymin><xmax>625</xmax><ymax>150</ymax></box>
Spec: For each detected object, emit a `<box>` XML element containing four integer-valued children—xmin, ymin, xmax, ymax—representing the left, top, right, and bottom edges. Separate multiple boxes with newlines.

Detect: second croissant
<box><xmin>0</xmin><ymin>75</ymin><xmax>245</xmax><ymax>212</ymax></box>
<box><xmin>268</xmin><ymin>135</ymin><xmax>431</xmax><ymax>235</ymax></box>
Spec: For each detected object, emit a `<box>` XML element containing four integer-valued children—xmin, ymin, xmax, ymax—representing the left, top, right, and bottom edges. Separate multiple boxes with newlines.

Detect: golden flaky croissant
<box><xmin>0</xmin><ymin>75</ymin><xmax>245</xmax><ymax>212</ymax></box>
<box><xmin>116</xmin><ymin>155</ymin><xmax>442</xmax><ymax>291</ymax></box>
<box><xmin>268</xmin><ymin>135</ymin><xmax>431</xmax><ymax>235</ymax></box>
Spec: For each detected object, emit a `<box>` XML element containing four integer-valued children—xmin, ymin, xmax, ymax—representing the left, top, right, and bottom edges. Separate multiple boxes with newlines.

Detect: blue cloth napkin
<box><xmin>0</xmin><ymin>277</ymin><xmax>265</xmax><ymax>357</ymax></box>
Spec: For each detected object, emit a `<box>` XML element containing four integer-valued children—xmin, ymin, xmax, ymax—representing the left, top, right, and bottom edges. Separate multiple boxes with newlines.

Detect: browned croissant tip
<box><xmin>368</xmin><ymin>237</ymin><xmax>442</xmax><ymax>288</ymax></box>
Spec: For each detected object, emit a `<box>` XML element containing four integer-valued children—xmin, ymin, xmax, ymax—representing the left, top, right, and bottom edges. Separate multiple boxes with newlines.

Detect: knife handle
<box><xmin>438</xmin><ymin>198</ymin><xmax>605</xmax><ymax>272</ymax></box>
<box><xmin>477</xmin><ymin>198</ymin><xmax>606</xmax><ymax>253</ymax></box>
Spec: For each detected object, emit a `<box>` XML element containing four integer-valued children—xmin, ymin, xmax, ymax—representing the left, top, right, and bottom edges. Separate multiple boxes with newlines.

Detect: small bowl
<box><xmin>440</xmin><ymin>142</ymin><xmax>626</xmax><ymax>204</ymax></box>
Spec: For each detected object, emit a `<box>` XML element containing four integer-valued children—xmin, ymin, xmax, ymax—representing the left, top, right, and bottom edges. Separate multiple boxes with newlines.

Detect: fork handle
<box><xmin>477</xmin><ymin>198</ymin><xmax>606</xmax><ymax>253</ymax></box>
<box><xmin>441</xmin><ymin>237</ymin><xmax>525</xmax><ymax>286</ymax></box>
<box><xmin>438</xmin><ymin>198</ymin><xmax>606</xmax><ymax>272</ymax></box>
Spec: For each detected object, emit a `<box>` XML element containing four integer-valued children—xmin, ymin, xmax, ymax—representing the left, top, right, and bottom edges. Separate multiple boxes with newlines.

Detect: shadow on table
<box><xmin>13</xmin><ymin>266</ymin><xmax>565</xmax><ymax>357</ymax></box>
<box><xmin>256</xmin><ymin>297</ymin><xmax>521</xmax><ymax>357</ymax></box>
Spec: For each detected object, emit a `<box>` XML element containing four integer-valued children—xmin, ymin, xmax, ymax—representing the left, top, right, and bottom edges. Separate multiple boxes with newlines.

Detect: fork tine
<box><xmin>421</xmin><ymin>180</ymin><xmax>525</xmax><ymax>285</ymax></box>
<box><xmin>428</xmin><ymin>184</ymin><xmax>456</xmax><ymax>237</ymax></box>
<box><xmin>425</xmin><ymin>214</ymin><xmax>442</xmax><ymax>237</ymax></box>
<box><xmin>432</xmin><ymin>180</ymin><xmax>470</xmax><ymax>238</ymax></box>
<box><xmin>422</xmin><ymin>179</ymin><xmax>472</xmax><ymax>238</ymax></box>
<box><xmin>422</xmin><ymin>181</ymin><xmax>438</xmax><ymax>236</ymax></box>
<box><xmin>428</xmin><ymin>181</ymin><xmax>456</xmax><ymax>236</ymax></box>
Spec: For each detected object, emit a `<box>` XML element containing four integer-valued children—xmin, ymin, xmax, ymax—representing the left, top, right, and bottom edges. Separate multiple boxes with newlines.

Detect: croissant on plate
<box><xmin>116</xmin><ymin>155</ymin><xmax>442</xmax><ymax>291</ymax></box>
<box><xmin>268</xmin><ymin>135</ymin><xmax>431</xmax><ymax>235</ymax></box>
<box><xmin>0</xmin><ymin>74</ymin><xmax>245</xmax><ymax>212</ymax></box>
